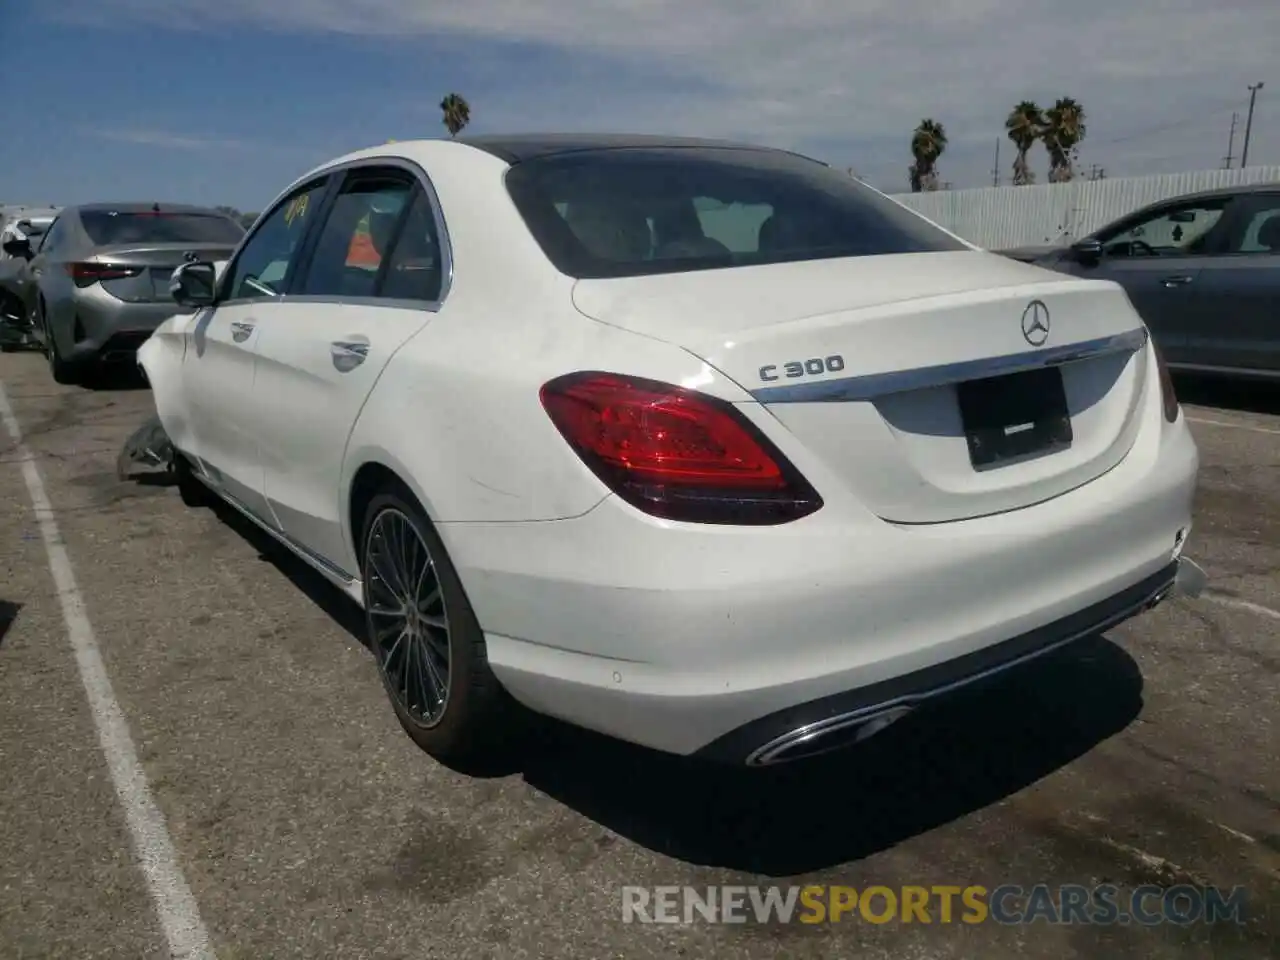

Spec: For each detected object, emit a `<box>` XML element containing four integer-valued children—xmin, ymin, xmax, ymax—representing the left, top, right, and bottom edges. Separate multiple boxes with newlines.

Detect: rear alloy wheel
<box><xmin>360</xmin><ymin>488</ymin><xmax>511</xmax><ymax>768</ymax></box>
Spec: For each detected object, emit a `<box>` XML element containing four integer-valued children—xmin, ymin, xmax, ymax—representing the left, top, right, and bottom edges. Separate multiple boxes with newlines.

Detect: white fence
<box><xmin>888</xmin><ymin>166</ymin><xmax>1280</xmax><ymax>250</ymax></box>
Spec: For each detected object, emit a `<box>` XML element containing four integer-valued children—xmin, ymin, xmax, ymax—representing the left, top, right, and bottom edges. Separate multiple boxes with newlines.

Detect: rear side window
<box><xmin>379</xmin><ymin>190</ymin><xmax>446</xmax><ymax>302</ymax></box>
<box><xmin>38</xmin><ymin>217</ymin><xmax>68</xmax><ymax>254</ymax></box>
<box><xmin>81</xmin><ymin>211</ymin><xmax>245</xmax><ymax>246</ymax></box>
<box><xmin>296</xmin><ymin>173</ymin><xmax>413</xmax><ymax>298</ymax></box>
<box><xmin>504</xmin><ymin>147</ymin><xmax>965</xmax><ymax>279</ymax></box>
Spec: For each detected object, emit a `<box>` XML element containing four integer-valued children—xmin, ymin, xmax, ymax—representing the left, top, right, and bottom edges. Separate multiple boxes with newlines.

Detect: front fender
<box><xmin>138</xmin><ymin>311</ymin><xmax>201</xmax><ymax>457</ymax></box>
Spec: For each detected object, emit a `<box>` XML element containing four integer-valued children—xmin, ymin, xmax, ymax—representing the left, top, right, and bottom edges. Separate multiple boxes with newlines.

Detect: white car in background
<box><xmin>141</xmin><ymin>134</ymin><xmax>1203</xmax><ymax>770</ymax></box>
<box><xmin>0</xmin><ymin>207</ymin><xmax>59</xmax><ymax>258</ymax></box>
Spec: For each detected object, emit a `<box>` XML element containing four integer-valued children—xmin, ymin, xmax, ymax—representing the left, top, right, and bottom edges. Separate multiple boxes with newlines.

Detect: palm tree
<box><xmin>1041</xmin><ymin>97</ymin><xmax>1086</xmax><ymax>183</ymax></box>
<box><xmin>908</xmin><ymin>119</ymin><xmax>948</xmax><ymax>192</ymax></box>
<box><xmin>1005</xmin><ymin>101</ymin><xmax>1044</xmax><ymax>186</ymax></box>
<box><xmin>439</xmin><ymin>93</ymin><xmax>471</xmax><ymax>138</ymax></box>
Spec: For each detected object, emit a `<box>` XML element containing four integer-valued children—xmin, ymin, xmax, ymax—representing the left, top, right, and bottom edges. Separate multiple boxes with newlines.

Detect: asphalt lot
<box><xmin>0</xmin><ymin>351</ymin><xmax>1277</xmax><ymax>960</ymax></box>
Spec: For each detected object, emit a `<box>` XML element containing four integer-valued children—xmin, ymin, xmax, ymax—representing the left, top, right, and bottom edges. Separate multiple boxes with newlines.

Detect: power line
<box><xmin>1092</xmin><ymin>97</ymin><xmax>1250</xmax><ymax>148</ymax></box>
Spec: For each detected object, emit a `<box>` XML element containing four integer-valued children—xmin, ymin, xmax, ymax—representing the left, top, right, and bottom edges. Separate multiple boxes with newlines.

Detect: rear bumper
<box><xmin>699</xmin><ymin>556</ymin><xmax>1203</xmax><ymax>765</ymax></box>
<box><xmin>446</xmin><ymin>393</ymin><xmax>1199</xmax><ymax>758</ymax></box>
<box><xmin>57</xmin><ymin>291</ymin><xmax>182</xmax><ymax>361</ymax></box>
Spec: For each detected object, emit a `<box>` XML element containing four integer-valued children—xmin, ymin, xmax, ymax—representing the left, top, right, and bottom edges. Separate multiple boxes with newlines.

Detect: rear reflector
<box><xmin>1151</xmin><ymin>339</ymin><xmax>1180</xmax><ymax>422</ymax></box>
<box><xmin>65</xmin><ymin>262</ymin><xmax>143</xmax><ymax>287</ymax></box>
<box><xmin>540</xmin><ymin>371</ymin><xmax>822</xmax><ymax>524</ymax></box>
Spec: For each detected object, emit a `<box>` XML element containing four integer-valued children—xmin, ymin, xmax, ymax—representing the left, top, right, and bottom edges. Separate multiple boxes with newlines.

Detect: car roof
<box><xmin>67</xmin><ymin>202</ymin><xmax>235</xmax><ymax>216</ymax></box>
<box><xmin>288</xmin><ymin>134</ymin><xmax>837</xmax><ymax>219</ymax></box>
<box><xmin>454</xmin><ymin>133</ymin><xmax>827</xmax><ymax>166</ymax></box>
<box><xmin>1144</xmin><ymin>182</ymin><xmax>1280</xmax><ymax>205</ymax></box>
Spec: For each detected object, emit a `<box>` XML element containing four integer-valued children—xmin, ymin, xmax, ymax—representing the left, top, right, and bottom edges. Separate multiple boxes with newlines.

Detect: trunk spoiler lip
<box><xmin>749</xmin><ymin>327</ymin><xmax>1149</xmax><ymax>404</ymax></box>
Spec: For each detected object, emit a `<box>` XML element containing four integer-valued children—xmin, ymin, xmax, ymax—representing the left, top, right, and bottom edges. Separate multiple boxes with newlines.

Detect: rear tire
<box><xmin>359</xmin><ymin>485</ymin><xmax>513</xmax><ymax>769</ymax></box>
<box><xmin>42</xmin><ymin>308</ymin><xmax>84</xmax><ymax>385</ymax></box>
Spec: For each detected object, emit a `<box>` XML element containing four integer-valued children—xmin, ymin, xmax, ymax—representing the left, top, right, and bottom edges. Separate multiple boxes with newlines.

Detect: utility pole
<box><xmin>991</xmin><ymin>138</ymin><xmax>1000</xmax><ymax>187</ymax></box>
<box><xmin>1222</xmin><ymin>112</ymin><xmax>1239</xmax><ymax>168</ymax></box>
<box><xmin>1241</xmin><ymin>82</ymin><xmax>1264</xmax><ymax>168</ymax></box>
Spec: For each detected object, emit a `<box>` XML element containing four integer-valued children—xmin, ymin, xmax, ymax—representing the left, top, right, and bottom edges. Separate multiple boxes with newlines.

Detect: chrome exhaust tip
<box><xmin>746</xmin><ymin>703</ymin><xmax>916</xmax><ymax>767</ymax></box>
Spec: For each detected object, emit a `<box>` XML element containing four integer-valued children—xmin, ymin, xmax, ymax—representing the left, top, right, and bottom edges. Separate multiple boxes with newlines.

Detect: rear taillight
<box><xmin>64</xmin><ymin>262</ymin><xmax>143</xmax><ymax>287</ymax></box>
<box><xmin>1151</xmin><ymin>339</ymin><xmax>1180</xmax><ymax>422</ymax></box>
<box><xmin>540</xmin><ymin>371</ymin><xmax>822</xmax><ymax>524</ymax></box>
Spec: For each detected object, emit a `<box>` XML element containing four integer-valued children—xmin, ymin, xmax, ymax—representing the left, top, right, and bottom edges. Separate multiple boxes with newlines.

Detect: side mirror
<box><xmin>2</xmin><ymin>238</ymin><xmax>31</xmax><ymax>259</ymax></box>
<box><xmin>169</xmin><ymin>261</ymin><xmax>218</xmax><ymax>308</ymax></box>
<box><xmin>1069</xmin><ymin>238</ymin><xmax>1103</xmax><ymax>265</ymax></box>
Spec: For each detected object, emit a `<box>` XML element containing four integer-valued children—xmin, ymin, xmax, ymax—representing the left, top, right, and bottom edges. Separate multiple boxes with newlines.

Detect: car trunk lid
<box><xmin>88</xmin><ymin>243</ymin><xmax>238</xmax><ymax>303</ymax></box>
<box><xmin>571</xmin><ymin>251</ymin><xmax>1152</xmax><ymax>523</ymax></box>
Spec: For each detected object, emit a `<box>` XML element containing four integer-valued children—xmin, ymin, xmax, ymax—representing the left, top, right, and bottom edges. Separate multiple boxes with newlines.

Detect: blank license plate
<box><xmin>957</xmin><ymin>365</ymin><xmax>1073</xmax><ymax>469</ymax></box>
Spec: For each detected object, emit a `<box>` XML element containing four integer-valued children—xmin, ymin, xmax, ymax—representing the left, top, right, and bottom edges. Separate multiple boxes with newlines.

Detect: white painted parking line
<box><xmin>1186</xmin><ymin>415</ymin><xmax>1280</xmax><ymax>437</ymax></box>
<box><xmin>0</xmin><ymin>382</ymin><xmax>215</xmax><ymax>960</ymax></box>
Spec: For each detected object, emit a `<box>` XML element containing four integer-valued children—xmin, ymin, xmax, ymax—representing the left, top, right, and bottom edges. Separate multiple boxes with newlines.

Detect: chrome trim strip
<box><xmin>195</xmin><ymin>470</ymin><xmax>357</xmax><ymax>585</ymax></box>
<box><xmin>750</xmin><ymin>327</ymin><xmax>1149</xmax><ymax>404</ymax></box>
<box><xmin>745</xmin><ymin>558</ymin><xmax>1178</xmax><ymax>767</ymax></box>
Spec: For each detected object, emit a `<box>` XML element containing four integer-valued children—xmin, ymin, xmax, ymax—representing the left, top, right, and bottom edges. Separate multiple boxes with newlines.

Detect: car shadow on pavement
<box><xmin>204</xmin><ymin>499</ymin><xmax>370</xmax><ymax>641</ymax></box>
<box><xmin>519</xmin><ymin>634</ymin><xmax>1144</xmax><ymax>876</ymax></box>
<box><xmin>196</xmin><ymin>491</ymin><xmax>1145</xmax><ymax>876</ymax></box>
<box><xmin>83</xmin><ymin>363</ymin><xmax>149</xmax><ymax>392</ymax></box>
<box><xmin>1174</xmin><ymin>373</ymin><xmax>1280</xmax><ymax>416</ymax></box>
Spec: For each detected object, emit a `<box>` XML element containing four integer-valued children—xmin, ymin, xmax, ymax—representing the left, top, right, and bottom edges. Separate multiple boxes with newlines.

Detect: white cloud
<box><xmin>63</xmin><ymin>0</ymin><xmax>1280</xmax><ymax>189</ymax></box>
<box><xmin>83</xmin><ymin>127</ymin><xmax>251</xmax><ymax>151</ymax></box>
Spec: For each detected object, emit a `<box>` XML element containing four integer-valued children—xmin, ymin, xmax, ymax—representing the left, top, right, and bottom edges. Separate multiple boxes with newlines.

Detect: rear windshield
<box><xmin>80</xmin><ymin>211</ymin><xmax>245</xmax><ymax>246</ymax></box>
<box><xmin>504</xmin><ymin>147</ymin><xmax>966</xmax><ymax>279</ymax></box>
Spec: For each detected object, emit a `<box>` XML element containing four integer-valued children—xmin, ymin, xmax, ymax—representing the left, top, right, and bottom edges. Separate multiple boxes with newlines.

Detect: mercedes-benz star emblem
<box><xmin>1021</xmin><ymin>299</ymin><xmax>1050</xmax><ymax>346</ymax></box>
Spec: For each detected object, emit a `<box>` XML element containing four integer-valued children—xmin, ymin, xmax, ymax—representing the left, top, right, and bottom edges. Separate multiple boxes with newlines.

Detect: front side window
<box><xmin>80</xmin><ymin>210</ymin><xmax>245</xmax><ymax>246</ymax></box>
<box><xmin>296</xmin><ymin>173</ymin><xmax>413</xmax><ymax>298</ymax></box>
<box><xmin>504</xmin><ymin>147</ymin><xmax>966</xmax><ymax>279</ymax></box>
<box><xmin>1098</xmin><ymin>199</ymin><xmax>1229</xmax><ymax>258</ymax></box>
<box><xmin>224</xmin><ymin>179</ymin><xmax>328</xmax><ymax>300</ymax></box>
<box><xmin>1227</xmin><ymin>197</ymin><xmax>1280</xmax><ymax>254</ymax></box>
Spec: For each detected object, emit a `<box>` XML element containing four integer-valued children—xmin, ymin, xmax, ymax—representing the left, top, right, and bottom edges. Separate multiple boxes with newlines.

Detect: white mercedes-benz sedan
<box><xmin>140</xmin><ymin>134</ymin><xmax>1203</xmax><ymax>769</ymax></box>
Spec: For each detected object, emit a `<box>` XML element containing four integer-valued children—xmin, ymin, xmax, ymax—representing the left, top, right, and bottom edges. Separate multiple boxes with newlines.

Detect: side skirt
<box><xmin>190</xmin><ymin>460</ymin><xmax>365</xmax><ymax>606</ymax></box>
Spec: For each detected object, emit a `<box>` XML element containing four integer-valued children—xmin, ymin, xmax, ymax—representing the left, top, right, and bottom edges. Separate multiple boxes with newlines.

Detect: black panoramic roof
<box><xmin>456</xmin><ymin>133</ymin><xmax>827</xmax><ymax>167</ymax></box>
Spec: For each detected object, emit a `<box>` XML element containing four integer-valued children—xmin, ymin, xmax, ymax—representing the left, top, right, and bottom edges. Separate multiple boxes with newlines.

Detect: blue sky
<box><xmin>2</xmin><ymin>1</ymin><xmax>1276</xmax><ymax>211</ymax></box>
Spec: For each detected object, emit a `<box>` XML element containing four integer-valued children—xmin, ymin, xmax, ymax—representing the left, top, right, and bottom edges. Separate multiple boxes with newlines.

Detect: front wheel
<box><xmin>360</xmin><ymin>487</ymin><xmax>513</xmax><ymax>769</ymax></box>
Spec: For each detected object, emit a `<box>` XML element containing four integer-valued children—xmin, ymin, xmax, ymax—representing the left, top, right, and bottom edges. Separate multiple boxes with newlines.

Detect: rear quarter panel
<box><xmin>342</xmin><ymin>289</ymin><xmax>743</xmax><ymax>529</ymax></box>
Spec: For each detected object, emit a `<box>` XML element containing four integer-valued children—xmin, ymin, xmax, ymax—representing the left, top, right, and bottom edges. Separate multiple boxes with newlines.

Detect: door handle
<box><xmin>1161</xmin><ymin>275</ymin><xmax>1194</xmax><ymax>288</ymax></box>
<box><xmin>230</xmin><ymin>320</ymin><xmax>255</xmax><ymax>342</ymax></box>
<box><xmin>330</xmin><ymin>338</ymin><xmax>369</xmax><ymax>372</ymax></box>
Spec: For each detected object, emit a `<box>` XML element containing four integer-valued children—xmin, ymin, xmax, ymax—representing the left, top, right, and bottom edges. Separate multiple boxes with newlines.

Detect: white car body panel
<box><xmin>252</xmin><ymin>300</ymin><xmax>430</xmax><ymax>567</ymax></box>
<box><xmin>139</xmin><ymin>137</ymin><xmax>1200</xmax><ymax>763</ymax></box>
<box><xmin>572</xmin><ymin>253</ymin><xmax>1151</xmax><ymax>522</ymax></box>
